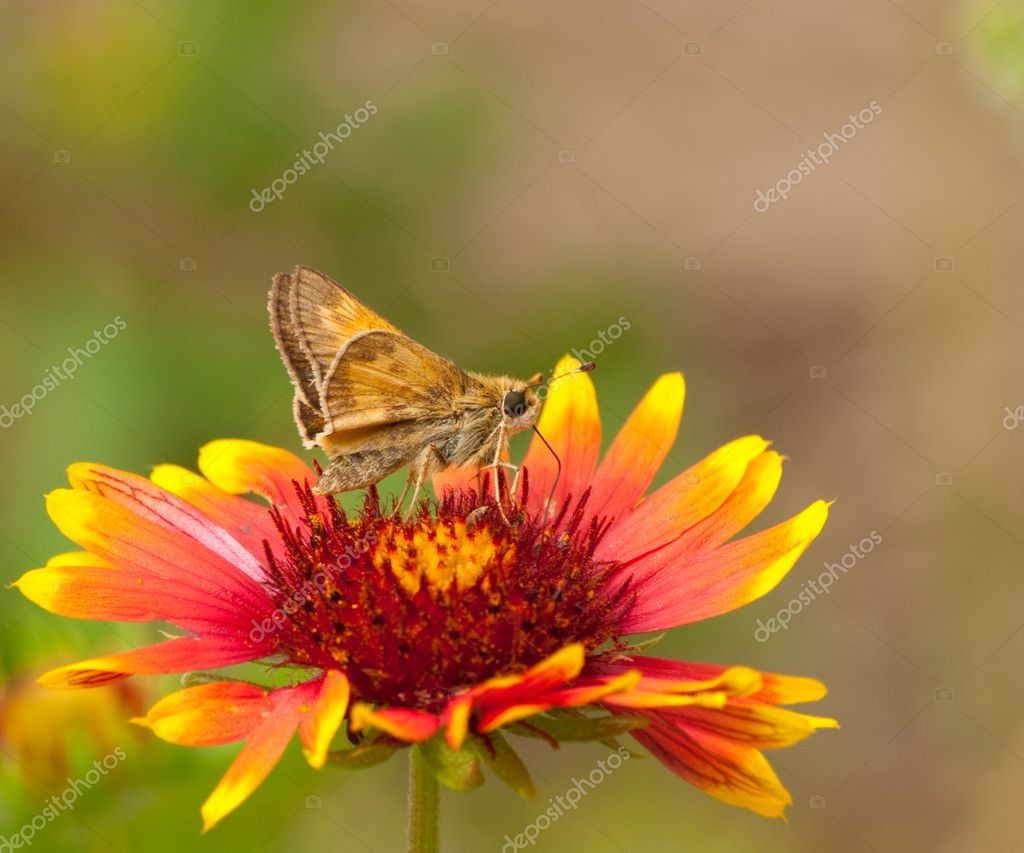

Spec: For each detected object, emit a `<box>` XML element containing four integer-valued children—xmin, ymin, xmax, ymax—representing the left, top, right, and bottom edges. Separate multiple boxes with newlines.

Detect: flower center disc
<box><xmin>262</xmin><ymin>486</ymin><xmax>629</xmax><ymax>710</ymax></box>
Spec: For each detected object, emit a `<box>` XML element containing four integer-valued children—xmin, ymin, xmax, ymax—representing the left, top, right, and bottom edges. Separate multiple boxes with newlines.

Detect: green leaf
<box><xmin>511</xmin><ymin>713</ymin><xmax>649</xmax><ymax>743</ymax></box>
<box><xmin>417</xmin><ymin>737</ymin><xmax>484</xmax><ymax>792</ymax></box>
<box><xmin>326</xmin><ymin>740</ymin><xmax>399</xmax><ymax>770</ymax></box>
<box><xmin>470</xmin><ymin>732</ymin><xmax>537</xmax><ymax>798</ymax></box>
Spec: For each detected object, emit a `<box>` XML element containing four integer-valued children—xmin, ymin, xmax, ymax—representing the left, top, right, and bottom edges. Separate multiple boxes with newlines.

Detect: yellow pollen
<box><xmin>372</xmin><ymin>519</ymin><xmax>511</xmax><ymax>598</ymax></box>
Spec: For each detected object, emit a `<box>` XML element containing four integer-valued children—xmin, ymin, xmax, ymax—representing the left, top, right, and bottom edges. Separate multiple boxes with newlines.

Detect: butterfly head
<box><xmin>500</xmin><ymin>379</ymin><xmax>542</xmax><ymax>432</ymax></box>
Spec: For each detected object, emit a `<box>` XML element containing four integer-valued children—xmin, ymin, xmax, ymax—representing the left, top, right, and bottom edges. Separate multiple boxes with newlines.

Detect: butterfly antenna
<box><xmin>532</xmin><ymin>425</ymin><xmax>562</xmax><ymax>514</ymax></box>
<box><xmin>531</xmin><ymin>361</ymin><xmax>595</xmax><ymax>390</ymax></box>
<box><xmin>525</xmin><ymin>362</ymin><xmax>595</xmax><ymax>514</ymax></box>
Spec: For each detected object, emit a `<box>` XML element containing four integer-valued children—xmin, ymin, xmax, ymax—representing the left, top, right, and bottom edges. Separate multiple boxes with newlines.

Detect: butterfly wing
<box><xmin>270</xmin><ymin>266</ymin><xmax>471</xmax><ymax>451</ymax></box>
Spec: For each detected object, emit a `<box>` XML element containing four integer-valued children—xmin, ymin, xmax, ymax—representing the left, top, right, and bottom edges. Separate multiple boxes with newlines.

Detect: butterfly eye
<box><xmin>503</xmin><ymin>390</ymin><xmax>528</xmax><ymax>418</ymax></box>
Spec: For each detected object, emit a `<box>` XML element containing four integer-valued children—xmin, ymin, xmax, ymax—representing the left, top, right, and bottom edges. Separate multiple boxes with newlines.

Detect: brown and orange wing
<box><xmin>269</xmin><ymin>266</ymin><xmax>470</xmax><ymax>450</ymax></box>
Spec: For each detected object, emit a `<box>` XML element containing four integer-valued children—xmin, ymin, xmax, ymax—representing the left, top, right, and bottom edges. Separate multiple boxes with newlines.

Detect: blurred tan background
<box><xmin>2</xmin><ymin>1</ymin><xmax>1023</xmax><ymax>851</ymax></box>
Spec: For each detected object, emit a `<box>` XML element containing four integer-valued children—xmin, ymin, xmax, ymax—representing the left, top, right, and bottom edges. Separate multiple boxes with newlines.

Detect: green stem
<box><xmin>408</xmin><ymin>747</ymin><xmax>440</xmax><ymax>853</ymax></box>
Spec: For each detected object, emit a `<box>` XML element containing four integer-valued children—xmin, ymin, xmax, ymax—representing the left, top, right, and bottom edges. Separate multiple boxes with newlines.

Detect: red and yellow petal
<box><xmin>631</xmin><ymin>713</ymin><xmax>794</xmax><ymax>818</ymax></box>
<box><xmin>66</xmin><ymin>464</ymin><xmax>268</xmax><ymax>584</ymax></box>
<box><xmin>521</xmin><ymin>356</ymin><xmax>600</xmax><ymax>517</ymax></box>
<box><xmin>663</xmin><ymin>701</ymin><xmax>838</xmax><ymax>750</ymax></box>
<box><xmin>589</xmin><ymin>656</ymin><xmax>829</xmax><ymax>708</ymax></box>
<box><xmin>151</xmin><ymin>464</ymin><xmax>282</xmax><ymax>564</ymax></box>
<box><xmin>15</xmin><ymin>563</ymin><xmax>260</xmax><ymax>633</ymax></box>
<box><xmin>349</xmin><ymin>703</ymin><xmax>440</xmax><ymax>743</ymax></box>
<box><xmin>298</xmin><ymin>671</ymin><xmax>350</xmax><ymax>768</ymax></box>
<box><xmin>586</xmin><ymin>655</ymin><xmax>834</xmax><ymax>815</ymax></box>
<box><xmin>619</xmin><ymin>499</ymin><xmax>830</xmax><ymax>633</ymax></box>
<box><xmin>43</xmin><ymin>487</ymin><xmax>273</xmax><ymax>620</ymax></box>
<box><xmin>598</xmin><ymin>435</ymin><xmax>770</xmax><ymax>562</ymax></box>
<box><xmin>664</xmin><ymin>450</ymin><xmax>784</xmax><ymax>556</ymax></box>
<box><xmin>588</xmin><ymin>373</ymin><xmax>685</xmax><ymax>520</ymax></box>
<box><xmin>603</xmin><ymin>666</ymin><xmax>763</xmax><ymax>710</ymax></box>
<box><xmin>133</xmin><ymin>682</ymin><xmax>275</xmax><ymax>746</ymax></box>
<box><xmin>198</xmin><ymin>439</ymin><xmax>324</xmax><ymax>524</ymax></box>
<box><xmin>201</xmin><ymin>683</ymin><xmax>317</xmax><ymax>831</ymax></box>
<box><xmin>536</xmin><ymin>670</ymin><xmax>642</xmax><ymax>709</ymax></box>
<box><xmin>36</xmin><ymin>635</ymin><xmax>272</xmax><ymax>688</ymax></box>
<box><xmin>444</xmin><ymin>644</ymin><xmax>587</xmax><ymax>748</ymax></box>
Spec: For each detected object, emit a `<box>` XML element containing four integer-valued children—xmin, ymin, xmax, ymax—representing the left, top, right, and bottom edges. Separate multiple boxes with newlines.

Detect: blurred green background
<box><xmin>2</xmin><ymin>1</ymin><xmax>1024</xmax><ymax>851</ymax></box>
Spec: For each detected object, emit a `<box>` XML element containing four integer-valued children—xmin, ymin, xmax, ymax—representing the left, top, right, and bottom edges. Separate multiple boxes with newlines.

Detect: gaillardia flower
<box><xmin>14</xmin><ymin>356</ymin><xmax>835</xmax><ymax>832</ymax></box>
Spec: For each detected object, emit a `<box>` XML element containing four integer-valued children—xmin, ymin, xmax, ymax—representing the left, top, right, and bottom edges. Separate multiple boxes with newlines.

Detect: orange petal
<box><xmin>151</xmin><ymin>464</ymin><xmax>281</xmax><ymax>563</ymax></box>
<box><xmin>537</xmin><ymin>671</ymin><xmax>643</xmax><ymax>709</ymax></box>
<box><xmin>620</xmin><ymin>500</ymin><xmax>830</xmax><ymax>632</ymax></box>
<box><xmin>478</xmin><ymin>703</ymin><xmax>552</xmax><ymax>732</ymax></box>
<box><xmin>666</xmin><ymin>450</ymin><xmax>784</xmax><ymax>555</ymax></box>
<box><xmin>589</xmin><ymin>657</ymin><xmax>828</xmax><ymax>708</ymax></box>
<box><xmin>37</xmin><ymin>636</ymin><xmax>270</xmax><ymax>688</ymax></box>
<box><xmin>632</xmin><ymin>713</ymin><xmax>794</xmax><ymax>817</ymax></box>
<box><xmin>134</xmin><ymin>682</ymin><xmax>274</xmax><ymax>746</ymax></box>
<box><xmin>443</xmin><ymin>695</ymin><xmax>474</xmax><ymax>750</ymax></box>
<box><xmin>443</xmin><ymin>644</ymin><xmax>586</xmax><ymax>748</ymax></box>
<box><xmin>599</xmin><ymin>436</ymin><xmax>770</xmax><ymax>562</ymax></box>
<box><xmin>604</xmin><ymin>666</ymin><xmax>762</xmax><ymax>709</ymax></box>
<box><xmin>666</xmin><ymin>701</ymin><xmax>838</xmax><ymax>749</ymax></box>
<box><xmin>520</xmin><ymin>356</ymin><xmax>600</xmax><ymax>517</ymax></box>
<box><xmin>299</xmin><ymin>671</ymin><xmax>350</xmax><ymax>768</ymax></box>
<box><xmin>349</xmin><ymin>703</ymin><xmax>440</xmax><ymax>743</ymax></box>
<box><xmin>201</xmin><ymin>684</ymin><xmax>313</xmax><ymax>831</ymax></box>
<box><xmin>589</xmin><ymin>373</ymin><xmax>684</xmax><ymax>520</ymax></box>
<box><xmin>198</xmin><ymin>439</ymin><xmax>323</xmax><ymax>525</ymax></box>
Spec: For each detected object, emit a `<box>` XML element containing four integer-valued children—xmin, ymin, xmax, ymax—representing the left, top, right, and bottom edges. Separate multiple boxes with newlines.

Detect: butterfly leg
<box><xmin>482</xmin><ymin>461</ymin><xmax>520</xmax><ymax>525</ymax></box>
<box><xmin>402</xmin><ymin>446</ymin><xmax>445</xmax><ymax>522</ymax></box>
<box><xmin>482</xmin><ymin>428</ymin><xmax>520</xmax><ymax>524</ymax></box>
<box><xmin>390</xmin><ymin>471</ymin><xmax>415</xmax><ymax>519</ymax></box>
